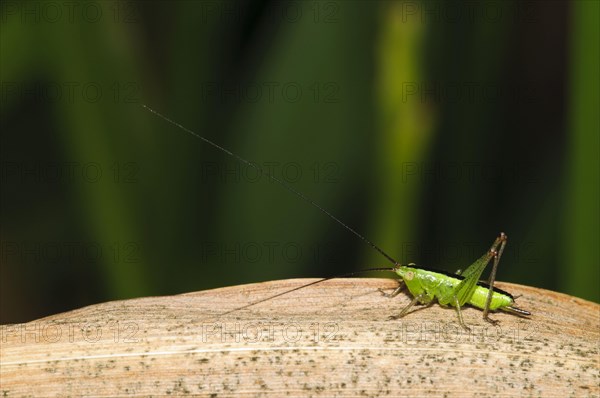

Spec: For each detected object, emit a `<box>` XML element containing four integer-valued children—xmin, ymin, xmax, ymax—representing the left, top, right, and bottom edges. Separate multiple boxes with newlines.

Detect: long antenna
<box><xmin>219</xmin><ymin>267</ymin><xmax>396</xmax><ymax>316</ymax></box>
<box><xmin>142</xmin><ymin>104</ymin><xmax>399</xmax><ymax>265</ymax></box>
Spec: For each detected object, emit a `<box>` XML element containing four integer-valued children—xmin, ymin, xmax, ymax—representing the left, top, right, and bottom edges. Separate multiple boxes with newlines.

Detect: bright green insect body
<box><xmin>396</xmin><ymin>266</ymin><xmax>513</xmax><ymax>312</ymax></box>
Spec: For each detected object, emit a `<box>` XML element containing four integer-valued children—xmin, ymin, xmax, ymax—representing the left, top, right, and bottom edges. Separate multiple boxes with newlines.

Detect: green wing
<box><xmin>450</xmin><ymin>252</ymin><xmax>493</xmax><ymax>306</ymax></box>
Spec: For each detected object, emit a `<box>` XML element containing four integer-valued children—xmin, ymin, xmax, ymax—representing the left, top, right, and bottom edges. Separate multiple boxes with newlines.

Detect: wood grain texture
<box><xmin>1</xmin><ymin>279</ymin><xmax>598</xmax><ymax>397</ymax></box>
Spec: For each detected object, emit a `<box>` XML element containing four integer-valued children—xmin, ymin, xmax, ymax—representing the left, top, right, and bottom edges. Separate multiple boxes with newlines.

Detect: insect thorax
<box><xmin>396</xmin><ymin>265</ymin><xmax>458</xmax><ymax>303</ymax></box>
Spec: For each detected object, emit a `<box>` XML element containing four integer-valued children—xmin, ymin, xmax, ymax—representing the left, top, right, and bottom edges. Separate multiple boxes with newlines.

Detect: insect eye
<box><xmin>405</xmin><ymin>271</ymin><xmax>414</xmax><ymax>280</ymax></box>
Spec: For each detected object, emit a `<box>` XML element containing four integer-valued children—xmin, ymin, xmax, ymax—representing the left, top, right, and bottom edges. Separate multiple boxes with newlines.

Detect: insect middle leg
<box><xmin>452</xmin><ymin>296</ymin><xmax>470</xmax><ymax>331</ymax></box>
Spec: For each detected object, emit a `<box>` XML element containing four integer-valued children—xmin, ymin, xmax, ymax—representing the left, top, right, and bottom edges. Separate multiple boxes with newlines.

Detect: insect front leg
<box><xmin>378</xmin><ymin>279</ymin><xmax>405</xmax><ymax>298</ymax></box>
<box><xmin>482</xmin><ymin>232</ymin><xmax>507</xmax><ymax>325</ymax></box>
<box><xmin>388</xmin><ymin>292</ymin><xmax>431</xmax><ymax>320</ymax></box>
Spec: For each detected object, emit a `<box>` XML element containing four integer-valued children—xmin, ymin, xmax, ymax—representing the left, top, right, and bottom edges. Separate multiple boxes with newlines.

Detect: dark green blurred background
<box><xmin>1</xmin><ymin>1</ymin><xmax>598</xmax><ymax>324</ymax></box>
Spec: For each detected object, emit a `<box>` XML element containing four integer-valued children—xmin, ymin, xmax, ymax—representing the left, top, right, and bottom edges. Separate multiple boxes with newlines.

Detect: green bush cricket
<box><xmin>384</xmin><ymin>232</ymin><xmax>531</xmax><ymax>330</ymax></box>
<box><xmin>143</xmin><ymin>105</ymin><xmax>531</xmax><ymax>331</ymax></box>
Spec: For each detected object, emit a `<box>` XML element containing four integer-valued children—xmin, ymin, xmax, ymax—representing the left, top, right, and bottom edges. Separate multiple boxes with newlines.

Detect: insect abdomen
<box><xmin>468</xmin><ymin>285</ymin><xmax>513</xmax><ymax>311</ymax></box>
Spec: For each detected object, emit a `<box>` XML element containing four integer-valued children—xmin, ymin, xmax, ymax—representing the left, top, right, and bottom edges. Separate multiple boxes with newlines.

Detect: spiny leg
<box><xmin>482</xmin><ymin>232</ymin><xmax>507</xmax><ymax>324</ymax></box>
<box><xmin>388</xmin><ymin>292</ymin><xmax>428</xmax><ymax>320</ymax></box>
<box><xmin>455</xmin><ymin>235</ymin><xmax>501</xmax><ymax>278</ymax></box>
<box><xmin>378</xmin><ymin>279</ymin><xmax>405</xmax><ymax>298</ymax></box>
<box><xmin>453</xmin><ymin>296</ymin><xmax>470</xmax><ymax>331</ymax></box>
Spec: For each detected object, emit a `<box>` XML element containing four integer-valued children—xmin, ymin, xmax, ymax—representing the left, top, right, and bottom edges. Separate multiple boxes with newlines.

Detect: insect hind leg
<box><xmin>482</xmin><ymin>232</ymin><xmax>507</xmax><ymax>324</ymax></box>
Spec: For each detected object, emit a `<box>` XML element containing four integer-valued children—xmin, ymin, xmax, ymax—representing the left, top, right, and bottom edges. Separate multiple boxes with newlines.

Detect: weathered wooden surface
<box><xmin>1</xmin><ymin>279</ymin><xmax>598</xmax><ymax>397</ymax></box>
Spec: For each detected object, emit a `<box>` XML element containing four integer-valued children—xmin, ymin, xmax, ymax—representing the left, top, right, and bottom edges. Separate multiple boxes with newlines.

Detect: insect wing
<box><xmin>453</xmin><ymin>253</ymin><xmax>492</xmax><ymax>306</ymax></box>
